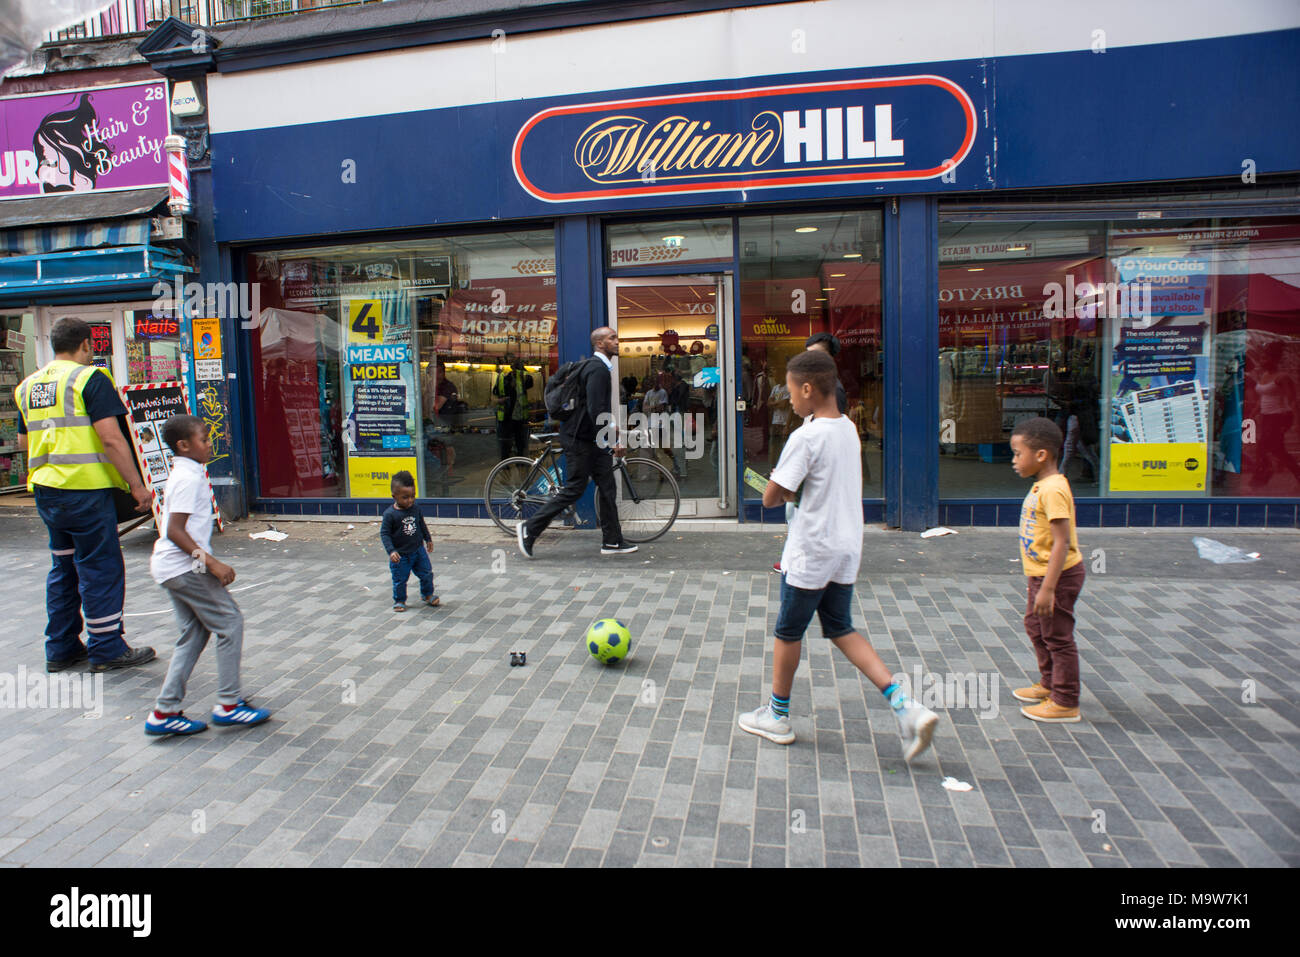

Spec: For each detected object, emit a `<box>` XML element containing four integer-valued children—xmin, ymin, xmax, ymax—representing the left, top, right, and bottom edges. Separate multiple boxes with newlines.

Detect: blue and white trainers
<box><xmin>211</xmin><ymin>699</ymin><xmax>271</xmax><ymax>728</ymax></box>
<box><xmin>893</xmin><ymin>696</ymin><xmax>939</xmax><ymax>763</ymax></box>
<box><xmin>145</xmin><ymin>711</ymin><xmax>207</xmax><ymax>736</ymax></box>
<box><xmin>738</xmin><ymin>703</ymin><xmax>796</xmax><ymax>745</ymax></box>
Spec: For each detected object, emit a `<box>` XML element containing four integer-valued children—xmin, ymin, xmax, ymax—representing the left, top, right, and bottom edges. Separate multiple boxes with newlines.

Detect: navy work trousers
<box><xmin>34</xmin><ymin>485</ymin><xmax>129</xmax><ymax>665</ymax></box>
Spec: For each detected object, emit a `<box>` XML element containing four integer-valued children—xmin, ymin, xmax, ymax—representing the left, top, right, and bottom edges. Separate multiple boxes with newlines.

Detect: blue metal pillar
<box><xmin>884</xmin><ymin>196</ymin><xmax>939</xmax><ymax>531</ymax></box>
<box><xmin>553</xmin><ymin>215</ymin><xmax>603</xmax><ymax>527</ymax></box>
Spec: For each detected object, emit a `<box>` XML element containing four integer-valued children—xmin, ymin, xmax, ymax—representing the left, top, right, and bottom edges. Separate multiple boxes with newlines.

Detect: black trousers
<box><xmin>497</xmin><ymin>417</ymin><xmax>529</xmax><ymax>459</ymax></box>
<box><xmin>524</xmin><ymin>439</ymin><xmax>624</xmax><ymax>546</ymax></box>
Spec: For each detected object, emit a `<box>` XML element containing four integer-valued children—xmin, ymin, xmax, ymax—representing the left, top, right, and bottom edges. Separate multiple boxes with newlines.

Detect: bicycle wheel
<box><xmin>484</xmin><ymin>456</ymin><xmax>560</xmax><ymax>535</ymax></box>
<box><xmin>596</xmin><ymin>456</ymin><xmax>679</xmax><ymax>543</ymax></box>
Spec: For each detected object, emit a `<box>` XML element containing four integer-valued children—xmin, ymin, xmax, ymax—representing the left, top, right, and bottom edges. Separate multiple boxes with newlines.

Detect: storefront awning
<box><xmin>0</xmin><ymin>244</ymin><xmax>191</xmax><ymax>300</ymax></box>
<box><xmin>0</xmin><ymin>187</ymin><xmax>170</xmax><ymax>255</ymax></box>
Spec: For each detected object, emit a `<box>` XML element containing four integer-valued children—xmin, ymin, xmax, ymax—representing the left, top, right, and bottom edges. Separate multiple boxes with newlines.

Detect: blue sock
<box><xmin>882</xmin><ymin>683</ymin><xmax>909</xmax><ymax>710</ymax></box>
<box><xmin>770</xmin><ymin>692</ymin><xmax>790</xmax><ymax>718</ymax></box>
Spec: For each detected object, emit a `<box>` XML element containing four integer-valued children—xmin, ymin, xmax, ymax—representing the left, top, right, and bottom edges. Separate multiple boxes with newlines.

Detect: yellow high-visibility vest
<box><xmin>14</xmin><ymin>359</ymin><xmax>127</xmax><ymax>492</ymax></box>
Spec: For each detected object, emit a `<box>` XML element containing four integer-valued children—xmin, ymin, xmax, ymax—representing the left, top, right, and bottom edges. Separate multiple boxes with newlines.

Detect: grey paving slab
<box><xmin>0</xmin><ymin>518</ymin><xmax>1296</xmax><ymax>867</ymax></box>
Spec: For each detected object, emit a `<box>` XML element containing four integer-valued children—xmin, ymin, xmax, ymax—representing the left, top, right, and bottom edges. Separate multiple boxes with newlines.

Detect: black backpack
<box><xmin>544</xmin><ymin>357</ymin><xmax>598</xmax><ymax>421</ymax></box>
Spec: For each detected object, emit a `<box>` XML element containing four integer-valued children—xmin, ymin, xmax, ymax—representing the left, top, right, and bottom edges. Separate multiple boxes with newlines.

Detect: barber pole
<box><xmin>165</xmin><ymin>134</ymin><xmax>190</xmax><ymax>215</ymax></box>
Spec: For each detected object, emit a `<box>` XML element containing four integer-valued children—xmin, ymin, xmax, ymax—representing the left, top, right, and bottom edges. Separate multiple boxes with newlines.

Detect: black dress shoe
<box><xmin>90</xmin><ymin>646</ymin><xmax>157</xmax><ymax>673</ymax></box>
<box><xmin>46</xmin><ymin>649</ymin><xmax>89</xmax><ymax>673</ymax></box>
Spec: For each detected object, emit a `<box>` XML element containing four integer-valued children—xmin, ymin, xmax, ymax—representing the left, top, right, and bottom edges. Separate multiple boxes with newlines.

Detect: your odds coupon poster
<box><xmin>342</xmin><ymin>298</ymin><xmax>417</xmax><ymax>495</ymax></box>
<box><xmin>1108</xmin><ymin>313</ymin><xmax>1211</xmax><ymax>493</ymax></box>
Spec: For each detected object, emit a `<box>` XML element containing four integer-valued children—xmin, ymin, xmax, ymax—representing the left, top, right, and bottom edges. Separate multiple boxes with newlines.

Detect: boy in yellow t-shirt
<box><xmin>1009</xmin><ymin>417</ymin><xmax>1085</xmax><ymax>723</ymax></box>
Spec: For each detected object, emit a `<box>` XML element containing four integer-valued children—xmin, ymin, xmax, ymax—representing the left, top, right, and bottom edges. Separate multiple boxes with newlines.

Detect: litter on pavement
<box><xmin>921</xmin><ymin>527</ymin><xmax>957</xmax><ymax>538</ymax></box>
<box><xmin>1193</xmin><ymin>537</ymin><xmax>1260</xmax><ymax>564</ymax></box>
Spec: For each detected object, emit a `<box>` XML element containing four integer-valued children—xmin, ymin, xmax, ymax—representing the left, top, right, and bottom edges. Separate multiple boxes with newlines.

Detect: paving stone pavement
<box><xmin>0</xmin><ymin>517</ymin><xmax>1297</xmax><ymax>868</ymax></box>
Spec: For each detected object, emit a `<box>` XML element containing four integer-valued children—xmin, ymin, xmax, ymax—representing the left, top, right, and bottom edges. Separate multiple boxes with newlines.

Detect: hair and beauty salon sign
<box><xmin>0</xmin><ymin>81</ymin><xmax>170</xmax><ymax>199</ymax></box>
<box><xmin>513</xmin><ymin>75</ymin><xmax>976</xmax><ymax>202</ymax></box>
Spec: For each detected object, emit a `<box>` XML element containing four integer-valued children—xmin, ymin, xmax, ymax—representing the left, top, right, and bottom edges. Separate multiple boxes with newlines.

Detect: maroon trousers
<box><xmin>1024</xmin><ymin>562</ymin><xmax>1086</xmax><ymax>708</ymax></box>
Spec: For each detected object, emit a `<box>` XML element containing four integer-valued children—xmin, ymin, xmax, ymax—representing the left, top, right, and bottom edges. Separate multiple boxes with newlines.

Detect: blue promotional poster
<box><xmin>1108</xmin><ymin>245</ymin><xmax>1215</xmax><ymax>493</ymax></box>
<box><xmin>342</xmin><ymin>296</ymin><xmax>418</xmax><ymax>494</ymax></box>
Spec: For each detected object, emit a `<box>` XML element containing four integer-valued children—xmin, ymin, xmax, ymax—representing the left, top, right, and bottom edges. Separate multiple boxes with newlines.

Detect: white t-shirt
<box><xmin>770</xmin><ymin>383</ymin><xmax>791</xmax><ymax>426</ymax></box>
<box><xmin>150</xmin><ymin>456</ymin><xmax>215</xmax><ymax>585</ymax></box>
<box><xmin>770</xmin><ymin>415</ymin><xmax>863</xmax><ymax>589</ymax></box>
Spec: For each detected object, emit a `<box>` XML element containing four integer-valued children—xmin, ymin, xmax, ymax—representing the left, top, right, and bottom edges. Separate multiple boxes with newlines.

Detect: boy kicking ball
<box><xmin>739</xmin><ymin>351</ymin><xmax>939</xmax><ymax>761</ymax></box>
<box><xmin>145</xmin><ymin>415</ymin><xmax>270</xmax><ymax>736</ymax></box>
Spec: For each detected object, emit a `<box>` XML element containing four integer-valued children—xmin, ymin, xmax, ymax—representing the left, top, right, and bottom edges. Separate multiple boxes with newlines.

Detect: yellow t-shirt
<box><xmin>1019</xmin><ymin>473</ymin><xmax>1082</xmax><ymax>577</ymax></box>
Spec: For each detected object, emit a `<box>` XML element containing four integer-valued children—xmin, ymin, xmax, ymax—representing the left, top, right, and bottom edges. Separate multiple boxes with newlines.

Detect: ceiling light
<box><xmin>843</xmin><ymin>253</ymin><xmax>861</xmax><ymax>259</ymax></box>
<box><xmin>830</xmin><ymin>273</ymin><xmax>846</xmax><ymax>278</ymax></box>
<box><xmin>967</xmin><ymin>267</ymin><xmax>984</xmax><ymax>272</ymax></box>
<box><xmin>795</xmin><ymin>226</ymin><xmax>818</xmax><ymax>233</ymax></box>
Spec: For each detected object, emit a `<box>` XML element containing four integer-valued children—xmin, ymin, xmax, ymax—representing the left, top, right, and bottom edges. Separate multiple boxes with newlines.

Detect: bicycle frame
<box><xmin>517</xmin><ymin>442</ymin><xmax>565</xmax><ymax>496</ymax></box>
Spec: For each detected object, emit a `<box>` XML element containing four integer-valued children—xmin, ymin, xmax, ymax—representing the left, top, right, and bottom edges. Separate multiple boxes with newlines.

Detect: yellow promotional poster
<box><xmin>192</xmin><ymin>317</ymin><xmax>222</xmax><ymax>360</ymax></box>
<box><xmin>348</xmin><ymin>299</ymin><xmax>384</xmax><ymax>344</ymax></box>
<box><xmin>1109</xmin><ymin>443</ymin><xmax>1207</xmax><ymax>492</ymax></box>
<box><xmin>348</xmin><ymin>456</ymin><xmax>416</xmax><ymax>497</ymax></box>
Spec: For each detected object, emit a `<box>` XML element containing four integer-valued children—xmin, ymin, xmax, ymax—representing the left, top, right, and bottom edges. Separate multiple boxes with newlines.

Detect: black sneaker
<box><xmin>600</xmin><ymin>542</ymin><xmax>638</xmax><ymax>555</ymax></box>
<box><xmin>90</xmin><ymin>646</ymin><xmax>157</xmax><ymax>673</ymax></box>
<box><xmin>45</xmin><ymin>648</ymin><xmax>89</xmax><ymax>673</ymax></box>
<box><xmin>516</xmin><ymin>522</ymin><xmax>535</xmax><ymax>559</ymax></box>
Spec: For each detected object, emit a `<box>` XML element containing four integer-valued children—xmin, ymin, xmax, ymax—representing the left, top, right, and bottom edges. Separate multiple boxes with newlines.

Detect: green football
<box><xmin>585</xmin><ymin>618</ymin><xmax>631</xmax><ymax>664</ymax></box>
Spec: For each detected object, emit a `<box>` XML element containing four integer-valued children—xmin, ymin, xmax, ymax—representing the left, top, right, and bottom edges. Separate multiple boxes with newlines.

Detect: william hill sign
<box><xmin>512</xmin><ymin>75</ymin><xmax>976</xmax><ymax>202</ymax></box>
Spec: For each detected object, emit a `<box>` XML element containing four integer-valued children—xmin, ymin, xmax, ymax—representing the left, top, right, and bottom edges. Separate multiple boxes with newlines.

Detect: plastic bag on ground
<box><xmin>1192</xmin><ymin>537</ymin><xmax>1260</xmax><ymax>564</ymax></box>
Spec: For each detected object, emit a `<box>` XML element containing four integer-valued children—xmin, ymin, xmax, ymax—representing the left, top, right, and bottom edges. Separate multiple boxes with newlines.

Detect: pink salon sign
<box><xmin>0</xmin><ymin>80</ymin><xmax>170</xmax><ymax>199</ymax></box>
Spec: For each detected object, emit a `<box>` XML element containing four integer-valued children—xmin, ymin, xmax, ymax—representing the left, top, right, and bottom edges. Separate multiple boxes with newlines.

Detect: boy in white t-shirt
<box><xmin>739</xmin><ymin>351</ymin><xmax>939</xmax><ymax>761</ymax></box>
<box><xmin>144</xmin><ymin>415</ymin><xmax>270</xmax><ymax>736</ymax></box>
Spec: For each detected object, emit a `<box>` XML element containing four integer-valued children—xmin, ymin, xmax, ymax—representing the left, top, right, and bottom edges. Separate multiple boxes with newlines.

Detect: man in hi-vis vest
<box><xmin>16</xmin><ymin>317</ymin><xmax>156</xmax><ymax>674</ymax></box>
<box><xmin>492</xmin><ymin>355</ymin><xmax>534</xmax><ymax>460</ymax></box>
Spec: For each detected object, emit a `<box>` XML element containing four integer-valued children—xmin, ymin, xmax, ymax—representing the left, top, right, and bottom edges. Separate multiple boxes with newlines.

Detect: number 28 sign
<box><xmin>348</xmin><ymin>299</ymin><xmax>383</xmax><ymax>343</ymax></box>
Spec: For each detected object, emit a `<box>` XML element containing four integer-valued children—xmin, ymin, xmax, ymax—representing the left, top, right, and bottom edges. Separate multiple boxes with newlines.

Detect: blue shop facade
<box><xmin>141</xmin><ymin>0</ymin><xmax>1300</xmax><ymax>530</ymax></box>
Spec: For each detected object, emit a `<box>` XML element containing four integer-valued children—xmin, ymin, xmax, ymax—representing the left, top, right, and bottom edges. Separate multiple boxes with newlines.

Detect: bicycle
<box><xmin>483</xmin><ymin>432</ymin><xmax>680</xmax><ymax>543</ymax></box>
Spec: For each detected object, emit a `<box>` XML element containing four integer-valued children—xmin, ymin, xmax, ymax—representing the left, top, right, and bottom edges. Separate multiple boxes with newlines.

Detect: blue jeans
<box><xmin>390</xmin><ymin>547</ymin><xmax>434</xmax><ymax>604</ymax></box>
<box><xmin>34</xmin><ymin>485</ymin><xmax>130</xmax><ymax>665</ymax></box>
<box><xmin>774</xmin><ymin>578</ymin><xmax>855</xmax><ymax>642</ymax></box>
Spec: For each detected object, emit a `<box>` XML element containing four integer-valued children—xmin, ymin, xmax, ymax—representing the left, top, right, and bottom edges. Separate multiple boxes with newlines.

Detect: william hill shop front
<box><xmin>156</xmin><ymin>0</ymin><xmax>1300</xmax><ymax>529</ymax></box>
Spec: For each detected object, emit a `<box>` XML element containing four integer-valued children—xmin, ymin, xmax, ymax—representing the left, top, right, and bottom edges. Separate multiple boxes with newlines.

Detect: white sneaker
<box><xmin>738</xmin><ymin>703</ymin><xmax>795</xmax><ymax>745</ymax></box>
<box><xmin>895</xmin><ymin>699</ymin><xmax>939</xmax><ymax>762</ymax></box>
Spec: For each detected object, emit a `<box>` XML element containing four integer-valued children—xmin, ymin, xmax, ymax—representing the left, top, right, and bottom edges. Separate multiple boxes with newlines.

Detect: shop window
<box><xmin>0</xmin><ymin>312</ymin><xmax>36</xmax><ymax>489</ymax></box>
<box><xmin>606</xmin><ymin>218</ymin><xmax>733</xmax><ymax>269</ymax></box>
<box><xmin>1118</xmin><ymin>217</ymin><xmax>1300</xmax><ymax>498</ymax></box>
<box><xmin>123</xmin><ymin>308</ymin><xmax>185</xmax><ymax>385</ymax></box>
<box><xmin>246</xmin><ymin>229</ymin><xmax>557</xmax><ymax>500</ymax></box>
<box><xmin>738</xmin><ymin>210</ymin><xmax>884</xmax><ymax>498</ymax></box>
<box><xmin>937</xmin><ymin>221</ymin><xmax>1106</xmax><ymax>497</ymax></box>
<box><xmin>937</xmin><ymin>214</ymin><xmax>1300</xmax><ymax>499</ymax></box>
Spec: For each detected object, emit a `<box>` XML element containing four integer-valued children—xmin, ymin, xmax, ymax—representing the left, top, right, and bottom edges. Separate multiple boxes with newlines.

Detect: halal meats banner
<box><xmin>513</xmin><ymin>74</ymin><xmax>976</xmax><ymax>203</ymax></box>
<box><xmin>0</xmin><ymin>80</ymin><xmax>170</xmax><ymax>199</ymax></box>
